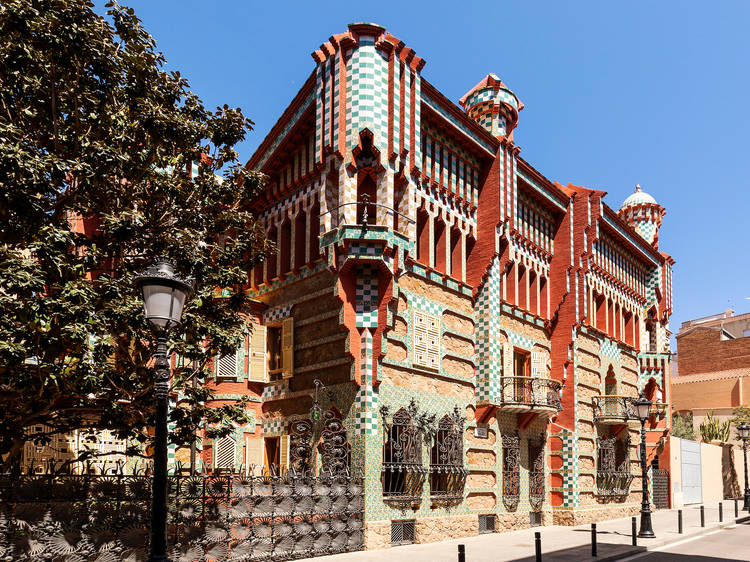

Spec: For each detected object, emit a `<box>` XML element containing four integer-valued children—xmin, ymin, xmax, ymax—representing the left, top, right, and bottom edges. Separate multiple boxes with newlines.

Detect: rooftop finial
<box><xmin>635</xmin><ymin>184</ymin><xmax>641</xmax><ymax>192</ymax></box>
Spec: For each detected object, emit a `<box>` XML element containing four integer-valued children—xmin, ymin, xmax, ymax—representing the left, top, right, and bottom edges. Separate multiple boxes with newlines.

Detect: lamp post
<box><xmin>135</xmin><ymin>259</ymin><xmax>193</xmax><ymax>562</ymax></box>
<box><xmin>738</xmin><ymin>422</ymin><xmax>750</xmax><ymax>511</ymax></box>
<box><xmin>635</xmin><ymin>393</ymin><xmax>655</xmax><ymax>538</ymax></box>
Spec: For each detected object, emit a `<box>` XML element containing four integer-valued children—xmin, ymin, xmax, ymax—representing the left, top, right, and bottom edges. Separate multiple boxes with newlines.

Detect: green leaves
<box><xmin>0</xmin><ymin>0</ymin><xmax>270</xmax><ymax>468</ymax></box>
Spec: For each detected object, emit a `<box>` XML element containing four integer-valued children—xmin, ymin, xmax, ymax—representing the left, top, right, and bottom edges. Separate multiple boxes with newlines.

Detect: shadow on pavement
<box><xmin>512</xmin><ymin>542</ymin><xmax>646</xmax><ymax>562</ymax></box>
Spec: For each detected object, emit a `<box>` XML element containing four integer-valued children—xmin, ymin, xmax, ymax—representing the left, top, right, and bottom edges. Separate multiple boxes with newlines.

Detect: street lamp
<box><xmin>738</xmin><ymin>422</ymin><xmax>750</xmax><ymax>511</ymax></box>
<box><xmin>634</xmin><ymin>392</ymin><xmax>655</xmax><ymax>538</ymax></box>
<box><xmin>135</xmin><ymin>259</ymin><xmax>192</xmax><ymax>562</ymax></box>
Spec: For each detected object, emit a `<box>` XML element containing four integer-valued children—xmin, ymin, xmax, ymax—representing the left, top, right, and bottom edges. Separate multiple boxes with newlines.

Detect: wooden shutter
<box><xmin>214</xmin><ymin>436</ymin><xmax>236</xmax><ymax>471</ymax></box>
<box><xmin>248</xmin><ymin>324</ymin><xmax>267</xmax><ymax>382</ymax></box>
<box><xmin>502</xmin><ymin>341</ymin><xmax>513</xmax><ymax>402</ymax></box>
<box><xmin>281</xmin><ymin>317</ymin><xmax>294</xmax><ymax>379</ymax></box>
<box><xmin>215</xmin><ymin>352</ymin><xmax>238</xmax><ymax>380</ymax></box>
<box><xmin>245</xmin><ymin>435</ymin><xmax>264</xmax><ymax>476</ymax></box>
<box><xmin>237</xmin><ymin>332</ymin><xmax>249</xmax><ymax>381</ymax></box>
<box><xmin>279</xmin><ymin>434</ymin><xmax>289</xmax><ymax>474</ymax></box>
<box><xmin>531</xmin><ymin>351</ymin><xmax>546</xmax><ymax>378</ymax></box>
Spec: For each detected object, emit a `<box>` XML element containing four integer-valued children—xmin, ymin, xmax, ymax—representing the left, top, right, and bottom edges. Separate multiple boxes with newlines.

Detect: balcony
<box><xmin>498</xmin><ymin>377</ymin><xmax>562</xmax><ymax>415</ymax></box>
<box><xmin>592</xmin><ymin>396</ymin><xmax>636</xmax><ymax>424</ymax></box>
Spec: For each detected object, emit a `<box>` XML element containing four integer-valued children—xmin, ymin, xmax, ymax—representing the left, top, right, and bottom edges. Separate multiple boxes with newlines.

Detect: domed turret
<box><xmin>459</xmin><ymin>74</ymin><xmax>523</xmax><ymax>140</ymax></box>
<box><xmin>618</xmin><ymin>184</ymin><xmax>665</xmax><ymax>248</ymax></box>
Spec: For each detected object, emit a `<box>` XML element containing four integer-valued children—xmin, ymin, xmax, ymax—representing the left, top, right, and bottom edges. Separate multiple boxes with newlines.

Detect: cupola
<box><xmin>459</xmin><ymin>74</ymin><xmax>523</xmax><ymax>140</ymax></box>
<box><xmin>618</xmin><ymin>184</ymin><xmax>666</xmax><ymax>248</ymax></box>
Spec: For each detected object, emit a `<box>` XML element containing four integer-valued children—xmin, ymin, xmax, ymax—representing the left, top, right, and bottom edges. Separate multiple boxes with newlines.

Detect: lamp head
<box><xmin>135</xmin><ymin>259</ymin><xmax>193</xmax><ymax>331</ymax></box>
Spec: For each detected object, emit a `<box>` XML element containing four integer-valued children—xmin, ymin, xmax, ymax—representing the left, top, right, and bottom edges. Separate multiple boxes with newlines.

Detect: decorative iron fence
<box><xmin>499</xmin><ymin>377</ymin><xmax>562</xmax><ymax>410</ymax></box>
<box><xmin>0</xmin><ymin>467</ymin><xmax>364</xmax><ymax>561</ymax></box>
<box><xmin>592</xmin><ymin>396</ymin><xmax>636</xmax><ymax>422</ymax></box>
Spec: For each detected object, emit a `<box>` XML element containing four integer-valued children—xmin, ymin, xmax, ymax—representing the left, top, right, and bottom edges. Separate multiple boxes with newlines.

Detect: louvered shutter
<box><xmin>502</xmin><ymin>342</ymin><xmax>513</xmax><ymax>402</ymax></box>
<box><xmin>215</xmin><ymin>352</ymin><xmax>238</xmax><ymax>380</ymax></box>
<box><xmin>214</xmin><ymin>436</ymin><xmax>236</xmax><ymax>471</ymax></box>
<box><xmin>531</xmin><ymin>351</ymin><xmax>546</xmax><ymax>378</ymax></box>
<box><xmin>248</xmin><ymin>324</ymin><xmax>267</xmax><ymax>382</ymax></box>
<box><xmin>237</xmin><ymin>332</ymin><xmax>249</xmax><ymax>382</ymax></box>
<box><xmin>530</xmin><ymin>350</ymin><xmax>547</xmax><ymax>402</ymax></box>
<box><xmin>279</xmin><ymin>434</ymin><xmax>289</xmax><ymax>474</ymax></box>
<box><xmin>245</xmin><ymin>435</ymin><xmax>264</xmax><ymax>476</ymax></box>
<box><xmin>281</xmin><ymin>317</ymin><xmax>294</xmax><ymax>379</ymax></box>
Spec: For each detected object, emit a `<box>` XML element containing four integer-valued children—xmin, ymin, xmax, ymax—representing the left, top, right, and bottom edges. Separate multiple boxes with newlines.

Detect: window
<box><xmin>267</xmin><ymin>327</ymin><xmax>282</xmax><ymax>378</ymax></box>
<box><xmin>429</xmin><ymin>412</ymin><xmax>466</xmax><ymax>505</ymax></box>
<box><xmin>513</xmin><ymin>350</ymin><xmax>529</xmax><ymax>402</ymax></box>
<box><xmin>529</xmin><ymin>434</ymin><xmax>545</xmax><ymax>510</ymax></box>
<box><xmin>214</xmin><ymin>436</ymin><xmax>236</xmax><ymax>472</ymax></box>
<box><xmin>596</xmin><ymin>434</ymin><xmax>632</xmax><ymax>496</ymax></box>
<box><xmin>382</xmin><ymin>405</ymin><xmax>425</xmax><ymax>508</ymax></box>
<box><xmin>502</xmin><ymin>431</ymin><xmax>520</xmax><ymax>510</ymax></box>
<box><xmin>478</xmin><ymin>514</ymin><xmax>496</xmax><ymax>534</ymax></box>
<box><xmin>412</xmin><ymin>310</ymin><xmax>440</xmax><ymax>370</ymax></box>
<box><xmin>391</xmin><ymin>520</ymin><xmax>415</xmax><ymax>546</ymax></box>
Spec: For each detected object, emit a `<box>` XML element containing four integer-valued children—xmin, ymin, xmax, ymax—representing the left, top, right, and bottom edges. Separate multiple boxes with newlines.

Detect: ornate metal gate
<box><xmin>502</xmin><ymin>431</ymin><xmax>520</xmax><ymax>510</ymax></box>
<box><xmin>652</xmin><ymin>468</ymin><xmax>670</xmax><ymax>509</ymax></box>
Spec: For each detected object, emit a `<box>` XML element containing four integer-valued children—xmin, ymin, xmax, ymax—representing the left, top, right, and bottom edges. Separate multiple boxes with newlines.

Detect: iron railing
<box><xmin>319</xmin><ymin>195</ymin><xmax>415</xmax><ymax>227</ymax></box>
<box><xmin>595</xmin><ymin>471</ymin><xmax>634</xmax><ymax>497</ymax></box>
<box><xmin>499</xmin><ymin>377</ymin><xmax>562</xmax><ymax>410</ymax></box>
<box><xmin>592</xmin><ymin>395</ymin><xmax>636</xmax><ymax>422</ymax></box>
<box><xmin>0</xmin><ymin>467</ymin><xmax>364</xmax><ymax>561</ymax></box>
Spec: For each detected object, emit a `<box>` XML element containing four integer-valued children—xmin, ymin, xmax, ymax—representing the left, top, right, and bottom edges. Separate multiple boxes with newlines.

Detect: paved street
<box><xmin>298</xmin><ymin>502</ymin><xmax>750</xmax><ymax>562</ymax></box>
<box><xmin>620</xmin><ymin>521</ymin><xmax>750</xmax><ymax>561</ymax></box>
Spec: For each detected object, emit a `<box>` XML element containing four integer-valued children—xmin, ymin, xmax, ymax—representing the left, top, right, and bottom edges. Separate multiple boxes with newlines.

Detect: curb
<box><xmin>609</xmin><ymin>515</ymin><xmax>750</xmax><ymax>560</ymax></box>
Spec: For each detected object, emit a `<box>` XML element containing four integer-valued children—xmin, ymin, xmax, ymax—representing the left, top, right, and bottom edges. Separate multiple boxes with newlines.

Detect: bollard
<box><xmin>591</xmin><ymin>523</ymin><xmax>597</xmax><ymax>557</ymax></box>
<box><xmin>535</xmin><ymin>531</ymin><xmax>542</xmax><ymax>562</ymax></box>
<box><xmin>719</xmin><ymin>502</ymin><xmax>723</xmax><ymax>522</ymax></box>
<box><xmin>678</xmin><ymin>509</ymin><xmax>683</xmax><ymax>534</ymax></box>
<box><xmin>631</xmin><ymin>516</ymin><xmax>637</xmax><ymax>546</ymax></box>
<box><xmin>458</xmin><ymin>544</ymin><xmax>465</xmax><ymax>562</ymax></box>
<box><xmin>736</xmin><ymin>498</ymin><xmax>739</xmax><ymax>518</ymax></box>
<box><xmin>700</xmin><ymin>505</ymin><xmax>705</xmax><ymax>527</ymax></box>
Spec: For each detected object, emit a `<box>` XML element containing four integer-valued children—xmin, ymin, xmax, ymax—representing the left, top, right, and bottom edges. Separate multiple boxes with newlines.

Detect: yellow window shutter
<box><xmin>245</xmin><ymin>435</ymin><xmax>264</xmax><ymax>476</ymax></box>
<box><xmin>281</xmin><ymin>317</ymin><xmax>294</xmax><ymax>379</ymax></box>
<box><xmin>279</xmin><ymin>434</ymin><xmax>289</xmax><ymax>474</ymax></box>
<box><xmin>502</xmin><ymin>341</ymin><xmax>513</xmax><ymax>378</ymax></box>
<box><xmin>531</xmin><ymin>350</ymin><xmax>546</xmax><ymax>378</ymax></box>
<box><xmin>248</xmin><ymin>324</ymin><xmax>267</xmax><ymax>382</ymax></box>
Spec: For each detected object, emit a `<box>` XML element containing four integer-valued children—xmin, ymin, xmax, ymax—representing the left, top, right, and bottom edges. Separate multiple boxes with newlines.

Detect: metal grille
<box><xmin>391</xmin><ymin>519</ymin><xmax>415</xmax><ymax>545</ymax></box>
<box><xmin>530</xmin><ymin>511</ymin><xmax>542</xmax><ymax>527</ymax></box>
<box><xmin>502</xmin><ymin>431</ymin><xmax>520</xmax><ymax>510</ymax></box>
<box><xmin>217</xmin><ymin>352</ymin><xmax>236</xmax><ymax>378</ymax></box>
<box><xmin>478</xmin><ymin>514</ymin><xmax>496</xmax><ymax>533</ymax></box>
<box><xmin>652</xmin><ymin>468</ymin><xmax>670</xmax><ymax>509</ymax></box>
<box><xmin>214</xmin><ymin>435</ymin><xmax>235</xmax><ymax>470</ymax></box>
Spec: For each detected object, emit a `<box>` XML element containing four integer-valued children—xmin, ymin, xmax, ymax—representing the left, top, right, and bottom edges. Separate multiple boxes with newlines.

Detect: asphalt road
<box><xmin>620</xmin><ymin>521</ymin><xmax>750</xmax><ymax>562</ymax></box>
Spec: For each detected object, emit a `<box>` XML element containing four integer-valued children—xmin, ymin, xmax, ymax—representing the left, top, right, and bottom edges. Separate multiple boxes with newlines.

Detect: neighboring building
<box><xmin>22</xmin><ymin>426</ymin><xmax>128</xmax><ymax>474</ymax></box>
<box><xmin>184</xmin><ymin>23</ymin><xmax>675</xmax><ymax>546</ymax></box>
<box><xmin>673</xmin><ymin>309</ymin><xmax>750</xmax><ymax>441</ymax></box>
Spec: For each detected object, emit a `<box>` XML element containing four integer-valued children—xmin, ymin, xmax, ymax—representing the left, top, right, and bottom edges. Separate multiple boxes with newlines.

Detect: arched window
<box><xmin>294</xmin><ymin>210</ymin><xmax>306</xmax><ymax>270</ymax></box>
<box><xmin>279</xmin><ymin>218</ymin><xmax>292</xmax><ymax>275</ymax></box>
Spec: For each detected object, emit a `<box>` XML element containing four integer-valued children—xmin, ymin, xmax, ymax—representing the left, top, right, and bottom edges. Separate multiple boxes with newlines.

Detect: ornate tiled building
<box><xmin>199</xmin><ymin>23</ymin><xmax>675</xmax><ymax>546</ymax></box>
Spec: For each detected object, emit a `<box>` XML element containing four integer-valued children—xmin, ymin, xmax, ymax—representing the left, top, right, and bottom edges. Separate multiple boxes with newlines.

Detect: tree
<box><xmin>0</xmin><ymin>0</ymin><xmax>271</xmax><ymax>470</ymax></box>
<box><xmin>671</xmin><ymin>412</ymin><xmax>696</xmax><ymax>441</ymax></box>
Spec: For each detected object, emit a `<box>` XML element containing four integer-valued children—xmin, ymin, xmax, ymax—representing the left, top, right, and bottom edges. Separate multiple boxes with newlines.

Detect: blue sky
<box><xmin>104</xmin><ymin>1</ymin><xmax>750</xmax><ymax>343</ymax></box>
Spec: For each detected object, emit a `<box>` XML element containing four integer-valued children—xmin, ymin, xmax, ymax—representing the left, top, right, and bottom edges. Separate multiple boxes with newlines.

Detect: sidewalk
<box><xmin>299</xmin><ymin>501</ymin><xmax>750</xmax><ymax>562</ymax></box>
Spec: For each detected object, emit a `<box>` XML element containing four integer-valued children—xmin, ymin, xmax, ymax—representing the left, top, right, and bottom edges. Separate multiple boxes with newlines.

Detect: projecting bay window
<box><xmin>381</xmin><ymin>405</ymin><xmax>426</xmax><ymax>509</ymax></box>
<box><xmin>596</xmin><ymin>434</ymin><xmax>633</xmax><ymax>496</ymax></box>
<box><xmin>429</xmin><ymin>411</ymin><xmax>467</xmax><ymax>507</ymax></box>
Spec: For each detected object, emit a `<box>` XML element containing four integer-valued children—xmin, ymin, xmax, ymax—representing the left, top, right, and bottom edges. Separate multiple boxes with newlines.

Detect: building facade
<box><xmin>199</xmin><ymin>23</ymin><xmax>675</xmax><ymax>546</ymax></box>
<box><xmin>673</xmin><ymin>309</ymin><xmax>750</xmax><ymax>441</ymax></box>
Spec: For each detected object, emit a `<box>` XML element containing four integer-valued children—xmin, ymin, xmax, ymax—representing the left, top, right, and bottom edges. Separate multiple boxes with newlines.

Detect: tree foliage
<box><xmin>0</xmin><ymin>0</ymin><xmax>270</xmax><ymax>469</ymax></box>
<box><xmin>671</xmin><ymin>412</ymin><xmax>696</xmax><ymax>441</ymax></box>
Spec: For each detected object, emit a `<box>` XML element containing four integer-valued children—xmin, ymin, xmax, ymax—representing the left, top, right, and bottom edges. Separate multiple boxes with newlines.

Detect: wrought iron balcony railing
<box><xmin>499</xmin><ymin>377</ymin><xmax>562</xmax><ymax>411</ymax></box>
<box><xmin>592</xmin><ymin>395</ymin><xmax>636</xmax><ymax>423</ymax></box>
<box><xmin>595</xmin><ymin>470</ymin><xmax>634</xmax><ymax>497</ymax></box>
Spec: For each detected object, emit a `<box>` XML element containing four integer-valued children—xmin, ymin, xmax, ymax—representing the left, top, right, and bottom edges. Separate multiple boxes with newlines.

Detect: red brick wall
<box><xmin>677</xmin><ymin>328</ymin><xmax>750</xmax><ymax>376</ymax></box>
